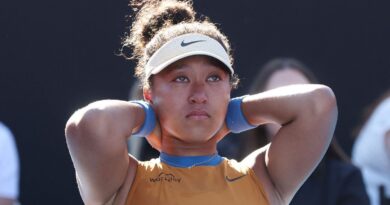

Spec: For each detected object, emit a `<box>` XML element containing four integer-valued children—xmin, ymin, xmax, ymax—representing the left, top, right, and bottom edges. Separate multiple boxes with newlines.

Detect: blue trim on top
<box><xmin>159</xmin><ymin>152</ymin><xmax>222</xmax><ymax>168</ymax></box>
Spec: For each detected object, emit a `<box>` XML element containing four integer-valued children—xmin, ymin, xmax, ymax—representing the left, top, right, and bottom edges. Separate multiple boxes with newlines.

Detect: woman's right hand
<box><xmin>145</xmin><ymin>121</ymin><xmax>162</xmax><ymax>151</ymax></box>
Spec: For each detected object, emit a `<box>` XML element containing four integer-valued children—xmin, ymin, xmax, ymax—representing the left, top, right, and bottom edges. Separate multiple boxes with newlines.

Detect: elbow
<box><xmin>311</xmin><ymin>85</ymin><xmax>338</xmax><ymax>141</ymax></box>
<box><xmin>310</xmin><ymin>85</ymin><xmax>338</xmax><ymax>150</ymax></box>
<box><xmin>312</xmin><ymin>85</ymin><xmax>338</xmax><ymax>117</ymax></box>
<box><xmin>65</xmin><ymin>119</ymin><xmax>78</xmax><ymax>140</ymax></box>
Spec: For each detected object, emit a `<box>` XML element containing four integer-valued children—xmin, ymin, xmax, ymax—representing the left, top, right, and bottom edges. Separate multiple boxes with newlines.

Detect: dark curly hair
<box><xmin>121</xmin><ymin>0</ymin><xmax>239</xmax><ymax>88</ymax></box>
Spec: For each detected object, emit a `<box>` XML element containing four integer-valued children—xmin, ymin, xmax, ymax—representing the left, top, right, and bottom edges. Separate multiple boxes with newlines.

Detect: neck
<box><xmin>159</xmin><ymin>128</ymin><xmax>226</xmax><ymax>156</ymax></box>
<box><xmin>161</xmin><ymin>144</ymin><xmax>217</xmax><ymax>156</ymax></box>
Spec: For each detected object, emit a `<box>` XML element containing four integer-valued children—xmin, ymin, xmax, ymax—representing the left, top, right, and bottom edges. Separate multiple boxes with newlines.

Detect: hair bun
<box><xmin>127</xmin><ymin>0</ymin><xmax>196</xmax><ymax>59</ymax></box>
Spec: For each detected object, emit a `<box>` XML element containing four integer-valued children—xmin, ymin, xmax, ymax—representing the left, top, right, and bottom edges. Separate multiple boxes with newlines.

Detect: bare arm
<box><xmin>241</xmin><ymin>84</ymin><xmax>338</xmax><ymax>204</ymax></box>
<box><xmin>65</xmin><ymin>100</ymin><xmax>145</xmax><ymax>204</ymax></box>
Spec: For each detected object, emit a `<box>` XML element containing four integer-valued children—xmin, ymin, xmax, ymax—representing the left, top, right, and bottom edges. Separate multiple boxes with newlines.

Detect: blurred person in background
<box><xmin>241</xmin><ymin>58</ymin><xmax>370</xmax><ymax>205</ymax></box>
<box><xmin>0</xmin><ymin>122</ymin><xmax>19</xmax><ymax>205</ymax></box>
<box><xmin>352</xmin><ymin>90</ymin><xmax>390</xmax><ymax>205</ymax></box>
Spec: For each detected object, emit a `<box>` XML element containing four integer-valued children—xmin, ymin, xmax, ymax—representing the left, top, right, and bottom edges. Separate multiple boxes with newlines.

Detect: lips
<box><xmin>186</xmin><ymin>110</ymin><xmax>210</xmax><ymax>119</ymax></box>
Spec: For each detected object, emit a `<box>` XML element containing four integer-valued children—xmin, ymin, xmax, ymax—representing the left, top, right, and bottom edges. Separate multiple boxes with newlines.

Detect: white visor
<box><xmin>145</xmin><ymin>33</ymin><xmax>233</xmax><ymax>79</ymax></box>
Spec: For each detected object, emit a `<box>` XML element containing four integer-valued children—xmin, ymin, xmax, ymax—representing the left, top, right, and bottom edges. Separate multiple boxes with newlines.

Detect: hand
<box><xmin>145</xmin><ymin>120</ymin><xmax>162</xmax><ymax>152</ymax></box>
<box><xmin>213</xmin><ymin>121</ymin><xmax>231</xmax><ymax>143</ymax></box>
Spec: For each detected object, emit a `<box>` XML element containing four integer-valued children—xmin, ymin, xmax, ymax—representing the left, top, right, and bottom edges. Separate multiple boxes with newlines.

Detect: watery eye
<box><xmin>207</xmin><ymin>75</ymin><xmax>221</xmax><ymax>82</ymax></box>
<box><xmin>174</xmin><ymin>76</ymin><xmax>189</xmax><ymax>82</ymax></box>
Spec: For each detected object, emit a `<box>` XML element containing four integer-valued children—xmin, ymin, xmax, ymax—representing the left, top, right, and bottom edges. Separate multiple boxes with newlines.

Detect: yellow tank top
<box><xmin>125</xmin><ymin>158</ymin><xmax>269</xmax><ymax>205</ymax></box>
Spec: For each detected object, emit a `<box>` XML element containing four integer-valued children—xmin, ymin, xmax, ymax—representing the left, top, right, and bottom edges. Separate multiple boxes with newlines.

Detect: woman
<box><xmin>352</xmin><ymin>91</ymin><xmax>390</xmax><ymax>205</ymax></box>
<box><xmin>64</xmin><ymin>1</ymin><xmax>337</xmax><ymax>204</ymax></box>
<box><xmin>242</xmin><ymin>58</ymin><xmax>369</xmax><ymax>205</ymax></box>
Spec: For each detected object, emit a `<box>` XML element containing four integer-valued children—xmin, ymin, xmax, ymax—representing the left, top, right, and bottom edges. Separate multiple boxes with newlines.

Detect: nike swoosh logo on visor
<box><xmin>225</xmin><ymin>174</ymin><xmax>247</xmax><ymax>182</ymax></box>
<box><xmin>181</xmin><ymin>39</ymin><xmax>206</xmax><ymax>47</ymax></box>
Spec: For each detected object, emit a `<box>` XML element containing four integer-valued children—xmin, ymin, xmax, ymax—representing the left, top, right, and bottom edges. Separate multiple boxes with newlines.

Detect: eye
<box><xmin>207</xmin><ymin>75</ymin><xmax>221</xmax><ymax>82</ymax></box>
<box><xmin>173</xmin><ymin>76</ymin><xmax>189</xmax><ymax>83</ymax></box>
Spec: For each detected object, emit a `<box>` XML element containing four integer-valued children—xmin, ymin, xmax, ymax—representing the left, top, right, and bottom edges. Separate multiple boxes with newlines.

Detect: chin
<box><xmin>179</xmin><ymin>127</ymin><xmax>217</xmax><ymax>142</ymax></box>
<box><xmin>163</xmin><ymin>120</ymin><xmax>221</xmax><ymax>142</ymax></box>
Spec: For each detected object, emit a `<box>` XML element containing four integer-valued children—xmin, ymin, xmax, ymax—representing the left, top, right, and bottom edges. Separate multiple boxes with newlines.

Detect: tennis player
<box><xmin>65</xmin><ymin>1</ymin><xmax>338</xmax><ymax>204</ymax></box>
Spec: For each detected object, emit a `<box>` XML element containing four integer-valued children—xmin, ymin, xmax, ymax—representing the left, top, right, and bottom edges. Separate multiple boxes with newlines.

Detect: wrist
<box><xmin>130</xmin><ymin>100</ymin><xmax>156</xmax><ymax>137</ymax></box>
<box><xmin>225</xmin><ymin>95</ymin><xmax>256</xmax><ymax>133</ymax></box>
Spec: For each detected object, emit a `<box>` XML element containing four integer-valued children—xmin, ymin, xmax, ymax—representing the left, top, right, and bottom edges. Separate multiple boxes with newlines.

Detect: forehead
<box><xmin>265</xmin><ymin>68</ymin><xmax>310</xmax><ymax>90</ymax></box>
<box><xmin>161</xmin><ymin>55</ymin><xmax>230</xmax><ymax>74</ymax></box>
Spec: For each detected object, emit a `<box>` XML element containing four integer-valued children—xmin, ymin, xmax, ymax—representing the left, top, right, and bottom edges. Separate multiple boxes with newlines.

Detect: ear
<box><xmin>143</xmin><ymin>88</ymin><xmax>153</xmax><ymax>104</ymax></box>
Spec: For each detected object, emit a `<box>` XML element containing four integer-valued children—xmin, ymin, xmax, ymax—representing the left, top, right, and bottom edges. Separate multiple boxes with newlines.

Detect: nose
<box><xmin>188</xmin><ymin>82</ymin><xmax>207</xmax><ymax>104</ymax></box>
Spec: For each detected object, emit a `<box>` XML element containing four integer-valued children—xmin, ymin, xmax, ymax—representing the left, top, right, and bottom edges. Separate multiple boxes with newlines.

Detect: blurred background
<box><xmin>1</xmin><ymin>0</ymin><xmax>389</xmax><ymax>204</ymax></box>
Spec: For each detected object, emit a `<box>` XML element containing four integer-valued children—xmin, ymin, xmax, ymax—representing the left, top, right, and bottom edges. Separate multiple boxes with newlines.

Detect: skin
<box><xmin>146</xmin><ymin>56</ymin><xmax>231</xmax><ymax>155</ymax></box>
<box><xmin>263</xmin><ymin>68</ymin><xmax>311</xmax><ymax>138</ymax></box>
<box><xmin>65</xmin><ymin>56</ymin><xmax>337</xmax><ymax>205</ymax></box>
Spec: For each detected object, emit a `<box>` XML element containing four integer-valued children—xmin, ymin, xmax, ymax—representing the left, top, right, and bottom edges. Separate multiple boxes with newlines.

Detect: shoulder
<box><xmin>238</xmin><ymin>145</ymin><xmax>284</xmax><ymax>205</ymax></box>
<box><xmin>138</xmin><ymin>158</ymin><xmax>163</xmax><ymax>171</ymax></box>
<box><xmin>240</xmin><ymin>144</ymin><xmax>269</xmax><ymax>176</ymax></box>
<box><xmin>225</xmin><ymin>158</ymin><xmax>250</xmax><ymax>173</ymax></box>
<box><xmin>109</xmin><ymin>155</ymin><xmax>141</xmax><ymax>204</ymax></box>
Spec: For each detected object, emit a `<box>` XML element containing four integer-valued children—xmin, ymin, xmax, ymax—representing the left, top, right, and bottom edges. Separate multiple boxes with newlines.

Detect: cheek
<box><xmin>211</xmin><ymin>82</ymin><xmax>231</xmax><ymax>98</ymax></box>
<box><xmin>151</xmin><ymin>85</ymin><xmax>184</xmax><ymax>122</ymax></box>
<box><xmin>150</xmin><ymin>83</ymin><xmax>169</xmax><ymax>104</ymax></box>
<box><xmin>210</xmin><ymin>85</ymin><xmax>231</xmax><ymax>121</ymax></box>
<box><xmin>151</xmin><ymin>82</ymin><xmax>180</xmax><ymax>106</ymax></box>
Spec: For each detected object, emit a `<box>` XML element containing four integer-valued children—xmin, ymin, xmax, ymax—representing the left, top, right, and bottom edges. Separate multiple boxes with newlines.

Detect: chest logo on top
<box><xmin>150</xmin><ymin>172</ymin><xmax>182</xmax><ymax>183</ymax></box>
<box><xmin>225</xmin><ymin>174</ymin><xmax>247</xmax><ymax>182</ymax></box>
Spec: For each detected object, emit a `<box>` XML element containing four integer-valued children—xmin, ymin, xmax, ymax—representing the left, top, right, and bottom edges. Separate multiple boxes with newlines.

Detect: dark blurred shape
<box><xmin>352</xmin><ymin>91</ymin><xmax>390</xmax><ymax>205</ymax></box>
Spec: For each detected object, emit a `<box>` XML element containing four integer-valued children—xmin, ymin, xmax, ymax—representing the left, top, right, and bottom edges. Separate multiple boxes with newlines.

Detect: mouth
<box><xmin>186</xmin><ymin>110</ymin><xmax>210</xmax><ymax>120</ymax></box>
